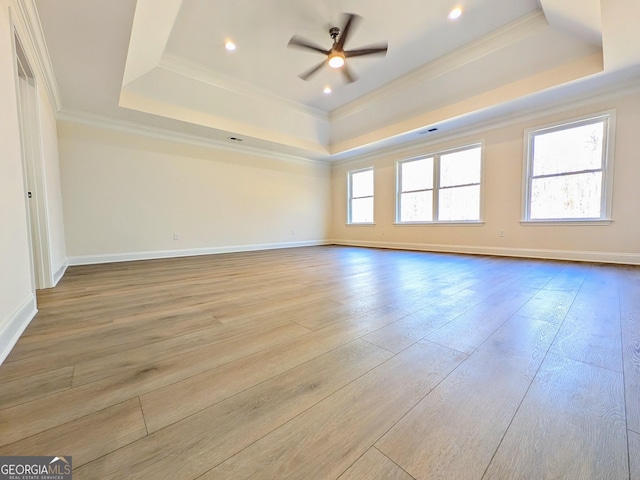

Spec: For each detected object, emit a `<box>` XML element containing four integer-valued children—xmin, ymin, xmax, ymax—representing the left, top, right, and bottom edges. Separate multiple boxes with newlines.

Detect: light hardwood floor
<box><xmin>0</xmin><ymin>246</ymin><xmax>638</xmax><ymax>479</ymax></box>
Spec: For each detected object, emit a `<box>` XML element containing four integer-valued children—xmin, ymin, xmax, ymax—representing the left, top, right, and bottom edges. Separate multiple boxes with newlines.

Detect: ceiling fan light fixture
<box><xmin>288</xmin><ymin>13</ymin><xmax>387</xmax><ymax>83</ymax></box>
<box><xmin>328</xmin><ymin>52</ymin><xmax>345</xmax><ymax>69</ymax></box>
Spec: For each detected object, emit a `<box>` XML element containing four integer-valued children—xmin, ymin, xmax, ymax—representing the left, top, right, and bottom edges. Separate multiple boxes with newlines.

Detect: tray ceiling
<box><xmin>33</xmin><ymin>0</ymin><xmax>640</xmax><ymax>161</ymax></box>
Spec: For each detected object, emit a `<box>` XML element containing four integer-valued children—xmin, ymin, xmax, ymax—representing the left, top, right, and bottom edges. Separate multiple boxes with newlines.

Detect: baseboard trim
<box><xmin>329</xmin><ymin>239</ymin><xmax>640</xmax><ymax>265</ymax></box>
<box><xmin>0</xmin><ymin>294</ymin><xmax>37</xmax><ymax>365</ymax></box>
<box><xmin>52</xmin><ymin>261</ymin><xmax>68</xmax><ymax>286</ymax></box>
<box><xmin>68</xmin><ymin>240</ymin><xmax>331</xmax><ymax>266</ymax></box>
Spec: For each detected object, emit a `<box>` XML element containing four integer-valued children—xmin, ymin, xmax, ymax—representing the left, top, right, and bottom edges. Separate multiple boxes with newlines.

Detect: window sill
<box><xmin>393</xmin><ymin>221</ymin><xmax>485</xmax><ymax>226</ymax></box>
<box><xmin>520</xmin><ymin>219</ymin><xmax>612</xmax><ymax>226</ymax></box>
<box><xmin>346</xmin><ymin>223</ymin><xmax>376</xmax><ymax>226</ymax></box>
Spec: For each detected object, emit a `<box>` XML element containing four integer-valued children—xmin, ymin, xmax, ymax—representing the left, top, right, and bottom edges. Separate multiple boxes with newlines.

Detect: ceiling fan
<box><xmin>288</xmin><ymin>13</ymin><xmax>388</xmax><ymax>83</ymax></box>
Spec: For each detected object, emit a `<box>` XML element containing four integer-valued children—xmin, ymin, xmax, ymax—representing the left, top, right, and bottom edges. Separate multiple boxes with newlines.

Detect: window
<box><xmin>524</xmin><ymin>113</ymin><xmax>614</xmax><ymax>222</ymax></box>
<box><xmin>348</xmin><ymin>167</ymin><xmax>374</xmax><ymax>224</ymax></box>
<box><xmin>397</xmin><ymin>144</ymin><xmax>482</xmax><ymax>223</ymax></box>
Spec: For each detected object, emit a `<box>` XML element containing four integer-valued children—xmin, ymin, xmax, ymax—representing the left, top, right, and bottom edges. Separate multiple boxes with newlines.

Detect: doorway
<box><xmin>15</xmin><ymin>34</ymin><xmax>52</xmax><ymax>290</ymax></box>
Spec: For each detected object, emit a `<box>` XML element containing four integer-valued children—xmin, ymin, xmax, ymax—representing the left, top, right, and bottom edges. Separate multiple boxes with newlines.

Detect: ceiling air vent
<box><xmin>419</xmin><ymin>127</ymin><xmax>438</xmax><ymax>134</ymax></box>
<box><xmin>227</xmin><ymin>136</ymin><xmax>243</xmax><ymax>142</ymax></box>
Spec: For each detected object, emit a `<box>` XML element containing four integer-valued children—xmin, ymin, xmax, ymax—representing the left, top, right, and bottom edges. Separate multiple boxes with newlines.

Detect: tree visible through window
<box><xmin>397</xmin><ymin>144</ymin><xmax>482</xmax><ymax>223</ymax></box>
<box><xmin>348</xmin><ymin>168</ymin><xmax>374</xmax><ymax>224</ymax></box>
<box><xmin>525</xmin><ymin>115</ymin><xmax>613</xmax><ymax>221</ymax></box>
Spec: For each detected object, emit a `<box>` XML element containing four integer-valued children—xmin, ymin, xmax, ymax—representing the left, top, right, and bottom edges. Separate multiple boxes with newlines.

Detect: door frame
<box><xmin>14</xmin><ymin>31</ymin><xmax>53</xmax><ymax>290</ymax></box>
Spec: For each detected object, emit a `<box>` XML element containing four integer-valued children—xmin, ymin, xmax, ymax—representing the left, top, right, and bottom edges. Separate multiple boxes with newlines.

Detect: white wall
<box><xmin>58</xmin><ymin>122</ymin><xmax>331</xmax><ymax>264</ymax></box>
<box><xmin>331</xmin><ymin>89</ymin><xmax>640</xmax><ymax>264</ymax></box>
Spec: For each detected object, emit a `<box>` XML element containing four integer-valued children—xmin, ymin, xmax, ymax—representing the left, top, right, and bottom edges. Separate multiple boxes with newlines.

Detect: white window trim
<box><xmin>521</xmin><ymin>110</ymin><xmax>616</xmax><ymax>224</ymax></box>
<box><xmin>396</xmin><ymin>142</ymin><xmax>484</xmax><ymax>224</ymax></box>
<box><xmin>347</xmin><ymin>166</ymin><xmax>374</xmax><ymax>225</ymax></box>
<box><xmin>393</xmin><ymin>221</ymin><xmax>485</xmax><ymax>226</ymax></box>
<box><xmin>520</xmin><ymin>220</ymin><xmax>611</xmax><ymax>226</ymax></box>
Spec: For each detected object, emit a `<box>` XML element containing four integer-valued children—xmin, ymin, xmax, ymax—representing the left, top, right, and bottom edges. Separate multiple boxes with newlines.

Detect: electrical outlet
<box><xmin>499</xmin><ymin>229</ymin><xmax>505</xmax><ymax>237</ymax></box>
<box><xmin>173</xmin><ymin>233</ymin><xmax>179</xmax><ymax>240</ymax></box>
<box><xmin>291</xmin><ymin>230</ymin><xmax>295</xmax><ymax>236</ymax></box>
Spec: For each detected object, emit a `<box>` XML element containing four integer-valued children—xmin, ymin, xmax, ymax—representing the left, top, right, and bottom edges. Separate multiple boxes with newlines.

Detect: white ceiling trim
<box><xmin>56</xmin><ymin>108</ymin><xmax>327</xmax><ymax>167</ymax></box>
<box><xmin>330</xmin><ymin>10</ymin><xmax>548</xmax><ymax>123</ymax></box>
<box><xmin>12</xmin><ymin>0</ymin><xmax>60</xmax><ymax>110</ymax></box>
<box><xmin>119</xmin><ymin>74</ymin><xmax>329</xmax><ymax>155</ymax></box>
<box><xmin>159</xmin><ymin>52</ymin><xmax>328</xmax><ymax>121</ymax></box>
<box><xmin>55</xmin><ymin>62</ymin><xmax>640</xmax><ymax>169</ymax></box>
<box><xmin>330</xmin><ymin>51</ymin><xmax>603</xmax><ymax>155</ymax></box>
<box><xmin>331</xmin><ymin>68</ymin><xmax>640</xmax><ymax>167</ymax></box>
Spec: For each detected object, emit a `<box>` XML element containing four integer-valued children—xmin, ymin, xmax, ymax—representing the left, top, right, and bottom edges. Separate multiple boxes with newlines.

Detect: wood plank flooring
<box><xmin>0</xmin><ymin>246</ymin><xmax>638</xmax><ymax>479</ymax></box>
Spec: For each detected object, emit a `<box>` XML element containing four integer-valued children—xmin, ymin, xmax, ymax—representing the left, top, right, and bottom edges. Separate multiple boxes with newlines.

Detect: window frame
<box><xmin>395</xmin><ymin>143</ymin><xmax>484</xmax><ymax>225</ymax></box>
<box><xmin>347</xmin><ymin>166</ymin><xmax>375</xmax><ymax>225</ymax></box>
<box><xmin>521</xmin><ymin>111</ymin><xmax>615</xmax><ymax>225</ymax></box>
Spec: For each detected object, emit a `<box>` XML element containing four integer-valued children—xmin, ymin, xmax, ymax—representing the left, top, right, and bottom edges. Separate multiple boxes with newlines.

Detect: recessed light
<box><xmin>448</xmin><ymin>7</ymin><xmax>462</xmax><ymax>20</ymax></box>
<box><xmin>323</xmin><ymin>86</ymin><xmax>332</xmax><ymax>94</ymax></box>
<box><xmin>224</xmin><ymin>39</ymin><xmax>236</xmax><ymax>51</ymax></box>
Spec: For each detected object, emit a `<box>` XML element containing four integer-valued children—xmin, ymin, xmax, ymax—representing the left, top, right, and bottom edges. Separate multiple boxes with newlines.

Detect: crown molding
<box><xmin>330</xmin><ymin>11</ymin><xmax>548</xmax><ymax>123</ymax></box>
<box><xmin>330</xmin><ymin>71</ymin><xmax>640</xmax><ymax>167</ymax></box>
<box><xmin>159</xmin><ymin>53</ymin><xmax>329</xmax><ymax>122</ymax></box>
<box><xmin>56</xmin><ymin>109</ymin><xmax>329</xmax><ymax>167</ymax></box>
<box><xmin>56</xmin><ymin>62</ymin><xmax>640</xmax><ymax>171</ymax></box>
<box><xmin>12</xmin><ymin>0</ymin><xmax>61</xmax><ymax>110</ymax></box>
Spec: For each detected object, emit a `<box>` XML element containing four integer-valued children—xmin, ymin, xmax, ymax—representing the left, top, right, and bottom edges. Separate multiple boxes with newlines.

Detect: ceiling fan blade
<box><xmin>344</xmin><ymin>43</ymin><xmax>388</xmax><ymax>58</ymax></box>
<box><xmin>342</xmin><ymin>63</ymin><xmax>358</xmax><ymax>83</ymax></box>
<box><xmin>299</xmin><ymin>60</ymin><xmax>327</xmax><ymax>81</ymax></box>
<box><xmin>336</xmin><ymin>13</ymin><xmax>362</xmax><ymax>50</ymax></box>
<box><xmin>288</xmin><ymin>35</ymin><xmax>330</xmax><ymax>55</ymax></box>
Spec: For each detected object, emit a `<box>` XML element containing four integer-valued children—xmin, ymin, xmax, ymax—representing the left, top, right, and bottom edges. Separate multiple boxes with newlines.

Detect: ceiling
<box><xmin>32</xmin><ymin>0</ymin><xmax>640</xmax><ymax>161</ymax></box>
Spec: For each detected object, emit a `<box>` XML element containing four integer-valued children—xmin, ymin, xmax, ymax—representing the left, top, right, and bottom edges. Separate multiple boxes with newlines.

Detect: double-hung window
<box><xmin>348</xmin><ymin>167</ymin><xmax>374</xmax><ymax>224</ymax></box>
<box><xmin>397</xmin><ymin>144</ymin><xmax>482</xmax><ymax>223</ymax></box>
<box><xmin>523</xmin><ymin>113</ymin><xmax>614</xmax><ymax>222</ymax></box>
